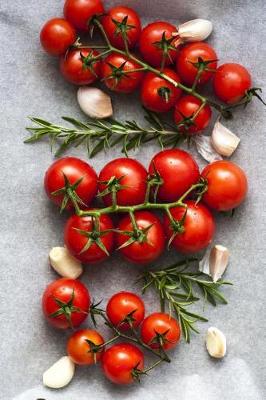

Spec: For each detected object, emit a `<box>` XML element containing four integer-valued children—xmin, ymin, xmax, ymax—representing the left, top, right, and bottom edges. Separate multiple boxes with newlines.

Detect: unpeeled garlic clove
<box><xmin>206</xmin><ymin>327</ymin><xmax>226</xmax><ymax>358</ymax></box>
<box><xmin>49</xmin><ymin>246</ymin><xmax>83</xmax><ymax>279</ymax></box>
<box><xmin>199</xmin><ymin>244</ymin><xmax>229</xmax><ymax>282</ymax></box>
<box><xmin>77</xmin><ymin>87</ymin><xmax>113</xmax><ymax>119</ymax></box>
<box><xmin>173</xmin><ymin>19</ymin><xmax>213</xmax><ymax>45</ymax></box>
<box><xmin>193</xmin><ymin>135</ymin><xmax>223</xmax><ymax>163</ymax></box>
<box><xmin>43</xmin><ymin>356</ymin><xmax>75</xmax><ymax>389</ymax></box>
<box><xmin>211</xmin><ymin>120</ymin><xmax>240</xmax><ymax>157</ymax></box>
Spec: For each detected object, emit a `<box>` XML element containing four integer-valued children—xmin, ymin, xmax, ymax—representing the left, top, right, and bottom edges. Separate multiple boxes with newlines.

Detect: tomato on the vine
<box><xmin>64</xmin><ymin>213</ymin><xmax>114</xmax><ymax>263</ymax></box>
<box><xmin>42</xmin><ymin>278</ymin><xmax>90</xmax><ymax>329</ymax></box>
<box><xmin>201</xmin><ymin>160</ymin><xmax>248</xmax><ymax>211</ymax></box>
<box><xmin>141</xmin><ymin>68</ymin><xmax>182</xmax><ymax>113</ymax></box>
<box><xmin>102</xmin><ymin>343</ymin><xmax>144</xmax><ymax>384</ymax></box>
<box><xmin>40</xmin><ymin>18</ymin><xmax>76</xmax><ymax>56</ymax></box>
<box><xmin>174</xmin><ymin>94</ymin><xmax>212</xmax><ymax>133</ymax></box>
<box><xmin>213</xmin><ymin>63</ymin><xmax>252</xmax><ymax>104</ymax></box>
<box><xmin>67</xmin><ymin>329</ymin><xmax>104</xmax><ymax>365</ymax></box>
<box><xmin>139</xmin><ymin>21</ymin><xmax>177</xmax><ymax>67</ymax></box>
<box><xmin>148</xmin><ymin>149</ymin><xmax>200</xmax><ymax>202</ymax></box>
<box><xmin>116</xmin><ymin>211</ymin><xmax>166</xmax><ymax>264</ymax></box>
<box><xmin>163</xmin><ymin>200</ymin><xmax>215</xmax><ymax>253</ymax></box>
<box><xmin>106</xmin><ymin>291</ymin><xmax>145</xmax><ymax>330</ymax></box>
<box><xmin>141</xmin><ymin>312</ymin><xmax>181</xmax><ymax>350</ymax></box>
<box><xmin>176</xmin><ymin>42</ymin><xmax>217</xmax><ymax>86</ymax></box>
<box><xmin>101</xmin><ymin>6</ymin><xmax>141</xmax><ymax>50</ymax></box>
<box><xmin>44</xmin><ymin>157</ymin><xmax>98</xmax><ymax>211</ymax></box>
<box><xmin>64</xmin><ymin>0</ymin><xmax>104</xmax><ymax>31</ymax></box>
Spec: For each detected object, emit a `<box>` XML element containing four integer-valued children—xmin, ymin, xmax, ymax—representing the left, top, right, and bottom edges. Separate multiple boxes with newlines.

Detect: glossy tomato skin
<box><xmin>102</xmin><ymin>343</ymin><xmax>144</xmax><ymax>384</ymax></box>
<box><xmin>141</xmin><ymin>68</ymin><xmax>182</xmax><ymax>113</ymax></box>
<box><xmin>64</xmin><ymin>0</ymin><xmax>104</xmax><ymax>31</ymax></box>
<box><xmin>174</xmin><ymin>95</ymin><xmax>212</xmax><ymax>134</ymax></box>
<box><xmin>213</xmin><ymin>63</ymin><xmax>252</xmax><ymax>104</ymax></box>
<box><xmin>106</xmin><ymin>291</ymin><xmax>145</xmax><ymax>330</ymax></box>
<box><xmin>139</xmin><ymin>21</ymin><xmax>177</xmax><ymax>67</ymax></box>
<box><xmin>60</xmin><ymin>48</ymin><xmax>101</xmax><ymax>85</ymax></box>
<box><xmin>148</xmin><ymin>149</ymin><xmax>200</xmax><ymax>202</ymax></box>
<box><xmin>201</xmin><ymin>160</ymin><xmax>248</xmax><ymax>211</ymax></box>
<box><xmin>44</xmin><ymin>157</ymin><xmax>98</xmax><ymax>210</ymax></box>
<box><xmin>40</xmin><ymin>18</ymin><xmax>76</xmax><ymax>56</ymax></box>
<box><xmin>101</xmin><ymin>53</ymin><xmax>144</xmax><ymax>93</ymax></box>
<box><xmin>42</xmin><ymin>278</ymin><xmax>90</xmax><ymax>329</ymax></box>
<box><xmin>163</xmin><ymin>200</ymin><xmax>215</xmax><ymax>254</ymax></box>
<box><xmin>141</xmin><ymin>312</ymin><xmax>181</xmax><ymax>350</ymax></box>
<box><xmin>116</xmin><ymin>211</ymin><xmax>166</xmax><ymax>264</ymax></box>
<box><xmin>176</xmin><ymin>42</ymin><xmax>217</xmax><ymax>86</ymax></box>
<box><xmin>67</xmin><ymin>329</ymin><xmax>104</xmax><ymax>365</ymax></box>
<box><xmin>101</xmin><ymin>6</ymin><xmax>141</xmax><ymax>50</ymax></box>
<box><xmin>98</xmin><ymin>158</ymin><xmax>147</xmax><ymax>206</ymax></box>
<box><xmin>64</xmin><ymin>213</ymin><xmax>114</xmax><ymax>263</ymax></box>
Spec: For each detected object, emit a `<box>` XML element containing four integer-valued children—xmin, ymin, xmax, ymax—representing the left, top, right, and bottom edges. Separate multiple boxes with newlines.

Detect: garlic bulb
<box><xmin>199</xmin><ymin>244</ymin><xmax>229</xmax><ymax>282</ymax></box>
<box><xmin>77</xmin><ymin>87</ymin><xmax>113</xmax><ymax>119</ymax></box>
<box><xmin>174</xmin><ymin>19</ymin><xmax>213</xmax><ymax>45</ymax></box>
<box><xmin>211</xmin><ymin>120</ymin><xmax>240</xmax><ymax>157</ymax></box>
<box><xmin>193</xmin><ymin>135</ymin><xmax>223</xmax><ymax>163</ymax></box>
<box><xmin>43</xmin><ymin>356</ymin><xmax>75</xmax><ymax>389</ymax></box>
<box><xmin>206</xmin><ymin>327</ymin><xmax>227</xmax><ymax>358</ymax></box>
<box><xmin>49</xmin><ymin>246</ymin><xmax>83</xmax><ymax>279</ymax></box>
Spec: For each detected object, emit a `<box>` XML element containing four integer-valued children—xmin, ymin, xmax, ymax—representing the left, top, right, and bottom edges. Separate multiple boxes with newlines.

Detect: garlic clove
<box><xmin>77</xmin><ymin>87</ymin><xmax>113</xmax><ymax>119</ymax></box>
<box><xmin>211</xmin><ymin>120</ymin><xmax>240</xmax><ymax>157</ymax></box>
<box><xmin>199</xmin><ymin>244</ymin><xmax>229</xmax><ymax>282</ymax></box>
<box><xmin>43</xmin><ymin>356</ymin><xmax>75</xmax><ymax>389</ymax></box>
<box><xmin>174</xmin><ymin>19</ymin><xmax>213</xmax><ymax>44</ymax></box>
<box><xmin>193</xmin><ymin>135</ymin><xmax>223</xmax><ymax>163</ymax></box>
<box><xmin>49</xmin><ymin>247</ymin><xmax>83</xmax><ymax>279</ymax></box>
<box><xmin>206</xmin><ymin>327</ymin><xmax>226</xmax><ymax>358</ymax></box>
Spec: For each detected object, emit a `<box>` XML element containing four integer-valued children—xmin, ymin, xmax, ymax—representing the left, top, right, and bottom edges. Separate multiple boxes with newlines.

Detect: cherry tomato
<box><xmin>140</xmin><ymin>312</ymin><xmax>181</xmax><ymax>350</ymax></box>
<box><xmin>98</xmin><ymin>158</ymin><xmax>147</xmax><ymax>206</ymax></box>
<box><xmin>101</xmin><ymin>6</ymin><xmax>141</xmax><ymax>50</ymax></box>
<box><xmin>60</xmin><ymin>48</ymin><xmax>101</xmax><ymax>85</ymax></box>
<box><xmin>42</xmin><ymin>278</ymin><xmax>90</xmax><ymax>329</ymax></box>
<box><xmin>213</xmin><ymin>63</ymin><xmax>252</xmax><ymax>104</ymax></box>
<box><xmin>106</xmin><ymin>291</ymin><xmax>145</xmax><ymax>330</ymax></box>
<box><xmin>64</xmin><ymin>0</ymin><xmax>104</xmax><ymax>31</ymax></box>
<box><xmin>174</xmin><ymin>95</ymin><xmax>212</xmax><ymax>134</ymax></box>
<box><xmin>67</xmin><ymin>329</ymin><xmax>104</xmax><ymax>365</ymax></box>
<box><xmin>102</xmin><ymin>343</ymin><xmax>144</xmax><ymax>384</ymax></box>
<box><xmin>201</xmin><ymin>160</ymin><xmax>248</xmax><ymax>211</ymax></box>
<box><xmin>44</xmin><ymin>157</ymin><xmax>98</xmax><ymax>211</ymax></box>
<box><xmin>139</xmin><ymin>21</ymin><xmax>177</xmax><ymax>67</ymax></box>
<box><xmin>148</xmin><ymin>149</ymin><xmax>200</xmax><ymax>202</ymax></box>
<box><xmin>64</xmin><ymin>213</ymin><xmax>114</xmax><ymax>263</ymax></box>
<box><xmin>40</xmin><ymin>18</ymin><xmax>76</xmax><ymax>56</ymax></box>
<box><xmin>176</xmin><ymin>42</ymin><xmax>217</xmax><ymax>86</ymax></box>
<box><xmin>116</xmin><ymin>211</ymin><xmax>166</xmax><ymax>264</ymax></box>
<box><xmin>101</xmin><ymin>53</ymin><xmax>144</xmax><ymax>93</ymax></box>
<box><xmin>141</xmin><ymin>68</ymin><xmax>182</xmax><ymax>113</ymax></box>
<box><xmin>163</xmin><ymin>200</ymin><xmax>215</xmax><ymax>253</ymax></box>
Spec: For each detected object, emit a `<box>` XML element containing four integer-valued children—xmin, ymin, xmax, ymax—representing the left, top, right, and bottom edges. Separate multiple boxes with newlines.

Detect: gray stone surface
<box><xmin>0</xmin><ymin>0</ymin><xmax>265</xmax><ymax>399</ymax></box>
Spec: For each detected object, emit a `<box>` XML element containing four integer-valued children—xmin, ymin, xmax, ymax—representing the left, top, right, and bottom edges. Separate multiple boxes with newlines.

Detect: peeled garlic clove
<box><xmin>49</xmin><ymin>247</ymin><xmax>83</xmax><ymax>279</ymax></box>
<box><xmin>206</xmin><ymin>327</ymin><xmax>226</xmax><ymax>358</ymax></box>
<box><xmin>193</xmin><ymin>135</ymin><xmax>223</xmax><ymax>163</ymax></box>
<box><xmin>77</xmin><ymin>87</ymin><xmax>113</xmax><ymax>119</ymax></box>
<box><xmin>211</xmin><ymin>120</ymin><xmax>240</xmax><ymax>157</ymax></box>
<box><xmin>175</xmin><ymin>19</ymin><xmax>213</xmax><ymax>44</ymax></box>
<box><xmin>199</xmin><ymin>244</ymin><xmax>229</xmax><ymax>282</ymax></box>
<box><xmin>43</xmin><ymin>356</ymin><xmax>75</xmax><ymax>389</ymax></box>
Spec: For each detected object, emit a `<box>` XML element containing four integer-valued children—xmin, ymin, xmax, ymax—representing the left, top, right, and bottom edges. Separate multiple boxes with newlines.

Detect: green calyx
<box><xmin>158</xmin><ymin>86</ymin><xmax>171</xmax><ymax>103</ymax></box>
<box><xmin>153</xmin><ymin>31</ymin><xmax>176</xmax><ymax>69</ymax></box>
<box><xmin>112</xmin><ymin>16</ymin><xmax>135</xmax><ymax>42</ymax></box>
<box><xmin>51</xmin><ymin>173</ymin><xmax>85</xmax><ymax>213</ymax></box>
<box><xmin>74</xmin><ymin>217</ymin><xmax>111</xmax><ymax>256</ymax></box>
<box><xmin>49</xmin><ymin>289</ymin><xmax>82</xmax><ymax>328</ymax></box>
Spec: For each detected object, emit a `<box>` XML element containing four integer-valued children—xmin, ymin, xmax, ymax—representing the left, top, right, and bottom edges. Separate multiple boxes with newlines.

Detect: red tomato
<box><xmin>213</xmin><ymin>63</ymin><xmax>252</xmax><ymax>104</ymax></box>
<box><xmin>201</xmin><ymin>160</ymin><xmax>248</xmax><ymax>211</ymax></box>
<box><xmin>98</xmin><ymin>158</ymin><xmax>147</xmax><ymax>206</ymax></box>
<box><xmin>148</xmin><ymin>149</ymin><xmax>200</xmax><ymax>202</ymax></box>
<box><xmin>140</xmin><ymin>312</ymin><xmax>181</xmax><ymax>350</ymax></box>
<box><xmin>106</xmin><ymin>291</ymin><xmax>145</xmax><ymax>330</ymax></box>
<box><xmin>44</xmin><ymin>157</ymin><xmax>98</xmax><ymax>211</ymax></box>
<box><xmin>176</xmin><ymin>42</ymin><xmax>217</xmax><ymax>86</ymax></box>
<box><xmin>139</xmin><ymin>21</ymin><xmax>177</xmax><ymax>67</ymax></box>
<box><xmin>163</xmin><ymin>200</ymin><xmax>215</xmax><ymax>253</ymax></box>
<box><xmin>101</xmin><ymin>53</ymin><xmax>144</xmax><ymax>93</ymax></box>
<box><xmin>102</xmin><ymin>343</ymin><xmax>144</xmax><ymax>384</ymax></box>
<box><xmin>67</xmin><ymin>329</ymin><xmax>104</xmax><ymax>365</ymax></box>
<box><xmin>60</xmin><ymin>48</ymin><xmax>101</xmax><ymax>85</ymax></box>
<box><xmin>64</xmin><ymin>0</ymin><xmax>104</xmax><ymax>31</ymax></box>
<box><xmin>101</xmin><ymin>6</ymin><xmax>141</xmax><ymax>50</ymax></box>
<box><xmin>174</xmin><ymin>95</ymin><xmax>212</xmax><ymax>134</ymax></box>
<box><xmin>42</xmin><ymin>278</ymin><xmax>90</xmax><ymax>329</ymax></box>
<box><xmin>141</xmin><ymin>68</ymin><xmax>182</xmax><ymax>113</ymax></box>
<box><xmin>40</xmin><ymin>18</ymin><xmax>76</xmax><ymax>56</ymax></box>
<box><xmin>64</xmin><ymin>213</ymin><xmax>114</xmax><ymax>263</ymax></box>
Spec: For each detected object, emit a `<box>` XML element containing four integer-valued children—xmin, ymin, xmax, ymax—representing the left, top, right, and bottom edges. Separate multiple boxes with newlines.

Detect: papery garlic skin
<box><xmin>77</xmin><ymin>87</ymin><xmax>113</xmax><ymax>119</ymax></box>
<box><xmin>206</xmin><ymin>327</ymin><xmax>226</xmax><ymax>358</ymax></box>
<box><xmin>49</xmin><ymin>246</ymin><xmax>83</xmax><ymax>279</ymax></box>
<box><xmin>43</xmin><ymin>356</ymin><xmax>75</xmax><ymax>389</ymax></box>
<box><xmin>193</xmin><ymin>135</ymin><xmax>223</xmax><ymax>163</ymax></box>
<box><xmin>211</xmin><ymin>120</ymin><xmax>240</xmax><ymax>157</ymax></box>
<box><xmin>177</xmin><ymin>19</ymin><xmax>213</xmax><ymax>43</ymax></box>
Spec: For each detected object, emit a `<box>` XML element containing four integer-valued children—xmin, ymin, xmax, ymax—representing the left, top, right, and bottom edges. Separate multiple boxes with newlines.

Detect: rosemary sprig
<box><xmin>138</xmin><ymin>259</ymin><xmax>232</xmax><ymax>343</ymax></box>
